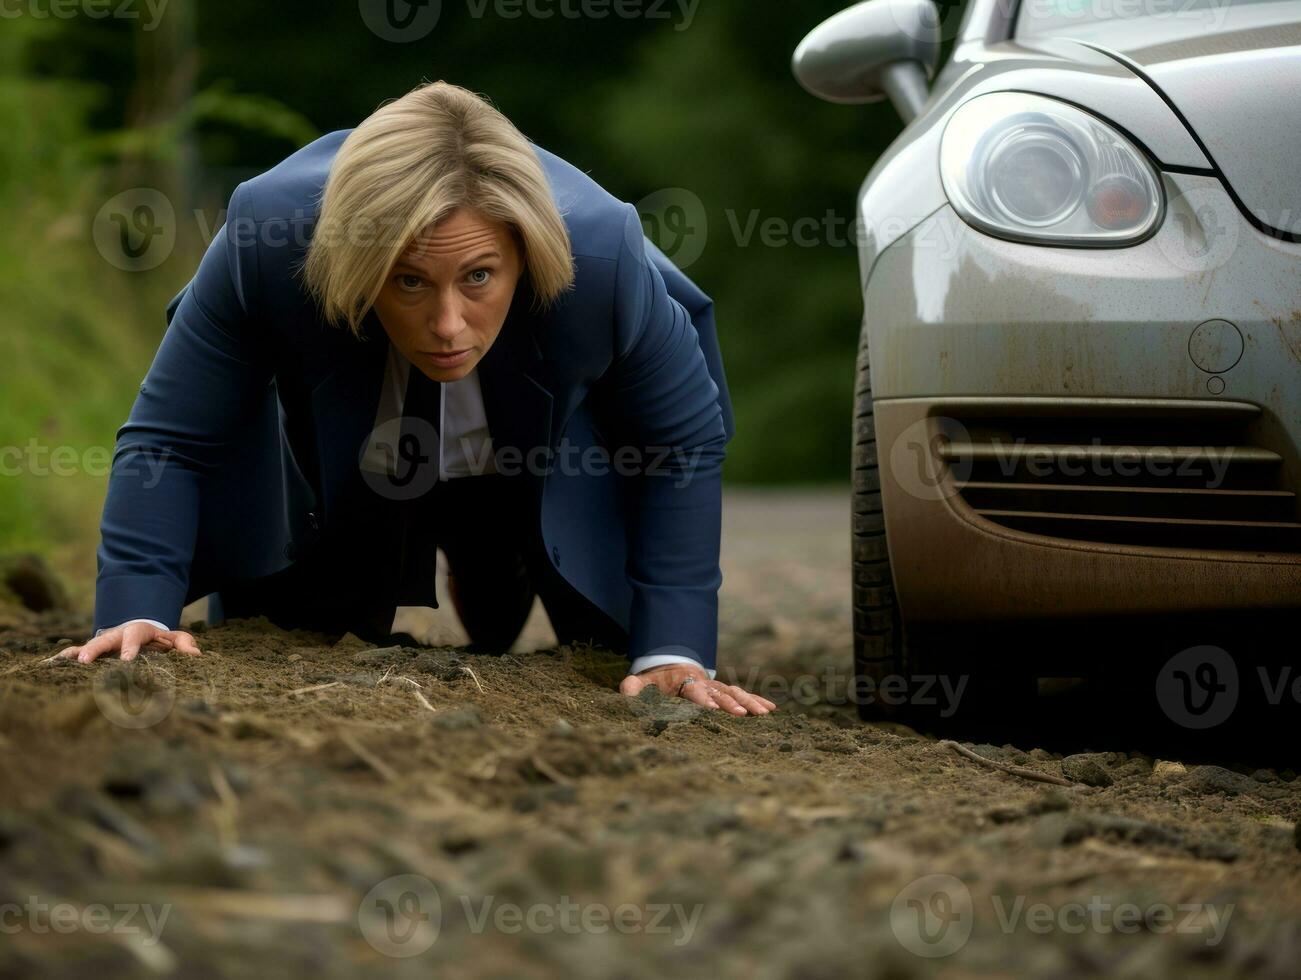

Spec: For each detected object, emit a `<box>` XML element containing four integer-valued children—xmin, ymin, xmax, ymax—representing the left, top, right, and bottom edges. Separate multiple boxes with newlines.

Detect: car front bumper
<box><xmin>863</xmin><ymin>173</ymin><xmax>1301</xmax><ymax>626</ymax></box>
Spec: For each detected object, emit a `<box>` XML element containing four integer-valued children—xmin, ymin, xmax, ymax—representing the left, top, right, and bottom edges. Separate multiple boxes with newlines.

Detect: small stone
<box><xmin>1032</xmin><ymin>813</ymin><xmax>1093</xmax><ymax>848</ymax></box>
<box><xmin>1152</xmin><ymin>760</ymin><xmax>1187</xmax><ymax>780</ymax></box>
<box><xmin>354</xmin><ymin>646</ymin><xmax>402</xmax><ymax>665</ymax></box>
<box><xmin>1062</xmin><ymin>753</ymin><xmax>1114</xmax><ymax>788</ymax></box>
<box><xmin>778</xmin><ymin>741</ymin><xmax>794</xmax><ymax>753</ymax></box>
<box><xmin>1181</xmin><ymin>765</ymin><xmax>1257</xmax><ymax>797</ymax></box>
<box><xmin>427</xmin><ymin>706</ymin><xmax>483</xmax><ymax>731</ymax></box>
<box><xmin>1113</xmin><ymin>758</ymin><xmax>1153</xmax><ymax>779</ymax></box>
<box><xmin>1092</xmin><ymin>814</ymin><xmax>1182</xmax><ymax>847</ymax></box>
<box><xmin>647</xmin><ymin>719</ymin><xmax>670</xmax><ymax>737</ymax></box>
<box><xmin>987</xmin><ymin>806</ymin><xmax>1022</xmax><ymax>825</ymax></box>
<box><xmin>550</xmin><ymin>719</ymin><xmax>574</xmax><ymax>737</ymax></box>
<box><xmin>287</xmin><ymin>653</ymin><xmax>302</xmax><ymax>663</ymax></box>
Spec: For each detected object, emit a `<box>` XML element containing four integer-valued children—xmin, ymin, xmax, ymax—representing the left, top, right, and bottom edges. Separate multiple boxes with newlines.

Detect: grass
<box><xmin>0</xmin><ymin>27</ymin><xmax>201</xmax><ymax>606</ymax></box>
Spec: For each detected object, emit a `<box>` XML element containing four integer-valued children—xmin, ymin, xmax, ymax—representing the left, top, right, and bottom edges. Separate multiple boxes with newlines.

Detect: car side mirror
<box><xmin>792</xmin><ymin>0</ymin><xmax>942</xmax><ymax>123</ymax></box>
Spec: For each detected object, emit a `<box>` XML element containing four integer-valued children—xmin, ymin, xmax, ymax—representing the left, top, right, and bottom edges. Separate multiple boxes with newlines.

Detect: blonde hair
<box><xmin>302</xmin><ymin>81</ymin><xmax>574</xmax><ymax>335</ymax></box>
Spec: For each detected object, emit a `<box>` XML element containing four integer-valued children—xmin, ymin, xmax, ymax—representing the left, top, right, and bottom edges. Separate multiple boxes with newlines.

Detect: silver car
<box><xmin>793</xmin><ymin>0</ymin><xmax>1301</xmax><ymax>718</ymax></box>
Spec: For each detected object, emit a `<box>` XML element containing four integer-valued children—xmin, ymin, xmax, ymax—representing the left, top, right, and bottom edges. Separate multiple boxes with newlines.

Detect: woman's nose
<box><xmin>428</xmin><ymin>297</ymin><xmax>465</xmax><ymax>342</ymax></box>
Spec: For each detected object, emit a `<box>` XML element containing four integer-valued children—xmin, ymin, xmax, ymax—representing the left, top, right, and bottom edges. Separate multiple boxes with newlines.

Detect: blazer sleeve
<box><xmin>93</xmin><ymin>182</ymin><xmax>272</xmax><ymax>632</ymax></box>
<box><xmin>601</xmin><ymin>204</ymin><xmax>731</xmax><ymax>670</ymax></box>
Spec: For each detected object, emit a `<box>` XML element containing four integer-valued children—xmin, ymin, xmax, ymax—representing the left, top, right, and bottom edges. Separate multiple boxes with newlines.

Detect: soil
<box><xmin>0</xmin><ymin>490</ymin><xmax>1298</xmax><ymax>979</ymax></box>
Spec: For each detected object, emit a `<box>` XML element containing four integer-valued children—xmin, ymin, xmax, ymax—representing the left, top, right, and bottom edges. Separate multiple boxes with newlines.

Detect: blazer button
<box><xmin>551</xmin><ymin>546</ymin><xmax>560</xmax><ymax>567</ymax></box>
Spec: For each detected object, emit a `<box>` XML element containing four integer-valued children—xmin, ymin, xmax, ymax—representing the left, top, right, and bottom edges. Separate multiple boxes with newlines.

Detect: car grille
<box><xmin>939</xmin><ymin>399</ymin><xmax>1301</xmax><ymax>553</ymax></box>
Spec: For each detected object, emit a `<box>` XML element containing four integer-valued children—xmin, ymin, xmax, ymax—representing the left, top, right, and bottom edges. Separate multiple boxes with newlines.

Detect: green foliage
<box><xmin>87</xmin><ymin>82</ymin><xmax>320</xmax><ymax>162</ymax></box>
<box><xmin>0</xmin><ymin>21</ymin><xmax>154</xmax><ymax>593</ymax></box>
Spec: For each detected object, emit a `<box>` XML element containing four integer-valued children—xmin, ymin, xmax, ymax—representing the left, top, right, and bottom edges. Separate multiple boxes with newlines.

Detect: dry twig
<box><xmin>208</xmin><ymin>763</ymin><xmax>240</xmax><ymax>847</ymax></box>
<box><xmin>941</xmin><ymin>740</ymin><xmax>1075</xmax><ymax>787</ymax></box>
<box><xmin>285</xmin><ymin>681</ymin><xmax>342</xmax><ymax>697</ymax></box>
<box><xmin>459</xmin><ymin>664</ymin><xmax>485</xmax><ymax>693</ymax></box>
<box><xmin>530</xmin><ymin>752</ymin><xmax>573</xmax><ymax>786</ymax></box>
<box><xmin>411</xmin><ymin>688</ymin><xmax>437</xmax><ymax>713</ymax></box>
<box><xmin>338</xmin><ymin>732</ymin><xmax>398</xmax><ymax>782</ymax></box>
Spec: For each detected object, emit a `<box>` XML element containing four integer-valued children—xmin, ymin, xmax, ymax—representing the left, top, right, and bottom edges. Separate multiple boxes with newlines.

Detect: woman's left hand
<box><xmin>620</xmin><ymin>663</ymin><xmax>777</xmax><ymax>716</ymax></box>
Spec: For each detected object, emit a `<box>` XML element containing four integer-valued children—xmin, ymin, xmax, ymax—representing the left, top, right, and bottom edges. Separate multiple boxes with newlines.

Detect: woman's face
<box><xmin>372</xmin><ymin>207</ymin><xmax>524</xmax><ymax>382</ymax></box>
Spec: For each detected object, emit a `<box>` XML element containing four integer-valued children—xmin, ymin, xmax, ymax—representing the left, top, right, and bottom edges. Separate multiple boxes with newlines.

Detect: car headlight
<box><xmin>940</xmin><ymin>92</ymin><xmax>1164</xmax><ymax>247</ymax></box>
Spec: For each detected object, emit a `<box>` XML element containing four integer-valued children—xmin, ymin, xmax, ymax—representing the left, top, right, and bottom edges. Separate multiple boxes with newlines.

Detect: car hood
<box><xmin>1089</xmin><ymin>22</ymin><xmax>1301</xmax><ymax>240</ymax></box>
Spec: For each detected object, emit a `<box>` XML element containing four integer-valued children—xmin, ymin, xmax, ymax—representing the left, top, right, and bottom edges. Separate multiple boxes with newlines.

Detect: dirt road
<box><xmin>1</xmin><ymin>489</ymin><xmax>1298</xmax><ymax>978</ymax></box>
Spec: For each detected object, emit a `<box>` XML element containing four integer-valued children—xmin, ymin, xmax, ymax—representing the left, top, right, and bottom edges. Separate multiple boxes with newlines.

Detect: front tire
<box><xmin>851</xmin><ymin>331</ymin><xmax>1035</xmax><ymax>730</ymax></box>
<box><xmin>851</xmin><ymin>328</ymin><xmax>908</xmax><ymax>721</ymax></box>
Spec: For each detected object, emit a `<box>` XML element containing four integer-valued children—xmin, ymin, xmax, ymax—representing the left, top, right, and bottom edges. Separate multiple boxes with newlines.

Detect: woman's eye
<box><xmin>398</xmin><ymin>274</ymin><xmax>425</xmax><ymax>290</ymax></box>
<box><xmin>467</xmin><ymin>269</ymin><xmax>492</xmax><ymax>286</ymax></box>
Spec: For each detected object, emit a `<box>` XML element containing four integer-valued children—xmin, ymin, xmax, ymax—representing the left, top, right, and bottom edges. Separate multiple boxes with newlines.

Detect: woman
<box><xmin>59</xmin><ymin>82</ymin><xmax>774</xmax><ymax>716</ymax></box>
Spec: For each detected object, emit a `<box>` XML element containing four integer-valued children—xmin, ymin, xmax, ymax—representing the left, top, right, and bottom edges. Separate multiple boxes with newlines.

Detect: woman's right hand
<box><xmin>56</xmin><ymin>621</ymin><xmax>202</xmax><ymax>664</ymax></box>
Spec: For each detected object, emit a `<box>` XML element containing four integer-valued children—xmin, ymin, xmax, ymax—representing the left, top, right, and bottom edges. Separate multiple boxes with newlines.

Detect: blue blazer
<box><xmin>93</xmin><ymin>131</ymin><xmax>735</xmax><ymax>670</ymax></box>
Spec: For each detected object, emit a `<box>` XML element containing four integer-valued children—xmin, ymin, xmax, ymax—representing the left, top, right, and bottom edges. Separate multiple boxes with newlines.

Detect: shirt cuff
<box><xmin>628</xmin><ymin>654</ymin><xmax>716</xmax><ymax>679</ymax></box>
<box><xmin>95</xmin><ymin>618</ymin><xmax>170</xmax><ymax>638</ymax></box>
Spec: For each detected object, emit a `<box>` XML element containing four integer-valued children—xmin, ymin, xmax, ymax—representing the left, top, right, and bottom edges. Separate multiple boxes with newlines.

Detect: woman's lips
<box><xmin>421</xmin><ymin>349</ymin><xmax>473</xmax><ymax>368</ymax></box>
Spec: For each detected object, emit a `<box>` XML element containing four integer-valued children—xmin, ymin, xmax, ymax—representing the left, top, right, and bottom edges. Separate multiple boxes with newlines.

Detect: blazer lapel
<box><xmin>477</xmin><ymin>290</ymin><xmax>554</xmax><ymax>490</ymax></box>
<box><xmin>309</xmin><ymin>312</ymin><xmax>390</xmax><ymax>522</ymax></box>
